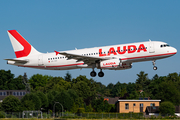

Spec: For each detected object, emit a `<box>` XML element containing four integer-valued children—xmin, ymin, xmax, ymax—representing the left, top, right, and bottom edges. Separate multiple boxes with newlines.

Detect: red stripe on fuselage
<box><xmin>19</xmin><ymin>63</ymin><xmax>84</xmax><ymax>68</ymax></box>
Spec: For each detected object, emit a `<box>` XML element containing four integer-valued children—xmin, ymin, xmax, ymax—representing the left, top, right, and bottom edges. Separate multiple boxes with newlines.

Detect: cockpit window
<box><xmin>160</xmin><ymin>44</ymin><xmax>170</xmax><ymax>48</ymax></box>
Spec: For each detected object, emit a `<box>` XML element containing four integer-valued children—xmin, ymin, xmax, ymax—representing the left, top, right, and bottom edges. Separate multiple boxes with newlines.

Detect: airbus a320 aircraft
<box><xmin>5</xmin><ymin>30</ymin><xmax>177</xmax><ymax>77</ymax></box>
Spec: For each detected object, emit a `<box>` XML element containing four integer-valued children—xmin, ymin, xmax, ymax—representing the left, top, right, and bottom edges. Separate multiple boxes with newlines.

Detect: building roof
<box><xmin>104</xmin><ymin>97</ymin><xmax>119</xmax><ymax>104</ymax></box>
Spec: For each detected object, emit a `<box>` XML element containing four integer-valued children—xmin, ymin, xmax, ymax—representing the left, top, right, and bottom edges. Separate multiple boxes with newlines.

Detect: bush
<box><xmin>77</xmin><ymin>108</ymin><xmax>85</xmax><ymax>113</ymax></box>
<box><xmin>0</xmin><ymin>111</ymin><xmax>5</xmax><ymax>118</ymax></box>
<box><xmin>1</xmin><ymin>95</ymin><xmax>21</xmax><ymax>112</ymax></box>
<box><xmin>159</xmin><ymin>101</ymin><xmax>175</xmax><ymax>115</ymax></box>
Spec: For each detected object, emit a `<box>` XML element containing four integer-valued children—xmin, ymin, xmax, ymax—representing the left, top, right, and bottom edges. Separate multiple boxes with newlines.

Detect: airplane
<box><xmin>5</xmin><ymin>30</ymin><xmax>177</xmax><ymax>77</ymax></box>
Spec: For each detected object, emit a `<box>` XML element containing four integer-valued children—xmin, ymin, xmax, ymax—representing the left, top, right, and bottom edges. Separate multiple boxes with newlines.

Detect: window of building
<box><xmin>150</xmin><ymin>103</ymin><xmax>155</xmax><ymax>106</ymax></box>
<box><xmin>23</xmin><ymin>92</ymin><xmax>26</xmax><ymax>95</ymax></box>
<box><xmin>17</xmin><ymin>92</ymin><xmax>19</xmax><ymax>96</ymax></box>
<box><xmin>133</xmin><ymin>103</ymin><xmax>136</xmax><ymax>106</ymax></box>
<box><xmin>20</xmin><ymin>92</ymin><xmax>22</xmax><ymax>96</ymax></box>
<box><xmin>3</xmin><ymin>92</ymin><xmax>6</xmax><ymax>96</ymax></box>
<box><xmin>13</xmin><ymin>92</ymin><xmax>17</xmax><ymax>96</ymax></box>
<box><xmin>125</xmin><ymin>103</ymin><xmax>129</xmax><ymax>110</ymax></box>
<box><xmin>0</xmin><ymin>92</ymin><xmax>2</xmax><ymax>96</ymax></box>
<box><xmin>140</xmin><ymin>103</ymin><xmax>143</xmax><ymax>107</ymax></box>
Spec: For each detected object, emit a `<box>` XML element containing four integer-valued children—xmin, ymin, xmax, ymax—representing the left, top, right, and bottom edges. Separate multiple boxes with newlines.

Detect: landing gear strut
<box><xmin>152</xmin><ymin>60</ymin><xmax>157</xmax><ymax>70</ymax></box>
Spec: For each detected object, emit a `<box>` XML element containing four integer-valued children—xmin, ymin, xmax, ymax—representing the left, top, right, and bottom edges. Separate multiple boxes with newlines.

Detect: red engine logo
<box><xmin>103</xmin><ymin>62</ymin><xmax>116</xmax><ymax>66</ymax></box>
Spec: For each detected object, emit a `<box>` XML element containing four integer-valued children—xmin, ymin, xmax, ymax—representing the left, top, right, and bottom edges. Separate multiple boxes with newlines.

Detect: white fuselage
<box><xmin>8</xmin><ymin>41</ymin><xmax>177</xmax><ymax>70</ymax></box>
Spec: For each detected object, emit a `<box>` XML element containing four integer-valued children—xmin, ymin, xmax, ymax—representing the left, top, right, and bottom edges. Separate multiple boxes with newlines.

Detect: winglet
<box><xmin>54</xmin><ymin>51</ymin><xmax>60</xmax><ymax>55</ymax></box>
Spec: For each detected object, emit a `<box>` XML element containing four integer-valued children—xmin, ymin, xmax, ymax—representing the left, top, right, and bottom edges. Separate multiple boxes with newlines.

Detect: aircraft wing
<box><xmin>58</xmin><ymin>52</ymin><xmax>112</xmax><ymax>65</ymax></box>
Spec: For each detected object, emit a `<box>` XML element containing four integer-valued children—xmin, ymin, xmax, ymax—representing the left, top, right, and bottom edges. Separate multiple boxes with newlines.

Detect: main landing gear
<box><xmin>152</xmin><ymin>60</ymin><xmax>157</xmax><ymax>70</ymax></box>
<box><xmin>90</xmin><ymin>69</ymin><xmax>104</xmax><ymax>77</ymax></box>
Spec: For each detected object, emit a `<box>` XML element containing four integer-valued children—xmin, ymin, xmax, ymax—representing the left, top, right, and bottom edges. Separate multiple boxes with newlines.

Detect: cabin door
<box><xmin>149</xmin><ymin>42</ymin><xmax>155</xmax><ymax>53</ymax></box>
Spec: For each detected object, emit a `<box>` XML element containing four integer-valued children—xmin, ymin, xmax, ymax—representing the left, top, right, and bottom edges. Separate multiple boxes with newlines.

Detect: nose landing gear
<box><xmin>152</xmin><ymin>60</ymin><xmax>157</xmax><ymax>70</ymax></box>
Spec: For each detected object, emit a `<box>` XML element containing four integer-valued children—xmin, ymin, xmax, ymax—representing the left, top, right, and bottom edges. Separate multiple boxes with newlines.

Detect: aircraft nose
<box><xmin>173</xmin><ymin>48</ymin><xmax>177</xmax><ymax>53</ymax></box>
<box><xmin>172</xmin><ymin>47</ymin><xmax>177</xmax><ymax>54</ymax></box>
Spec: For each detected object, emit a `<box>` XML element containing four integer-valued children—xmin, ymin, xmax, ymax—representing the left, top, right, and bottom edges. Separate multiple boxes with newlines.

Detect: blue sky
<box><xmin>0</xmin><ymin>0</ymin><xmax>180</xmax><ymax>86</ymax></box>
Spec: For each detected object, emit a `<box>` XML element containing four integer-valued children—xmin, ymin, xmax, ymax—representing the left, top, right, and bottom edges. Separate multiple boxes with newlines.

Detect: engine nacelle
<box><xmin>100</xmin><ymin>59</ymin><xmax>119</xmax><ymax>68</ymax></box>
<box><xmin>98</xmin><ymin>59</ymin><xmax>132</xmax><ymax>69</ymax></box>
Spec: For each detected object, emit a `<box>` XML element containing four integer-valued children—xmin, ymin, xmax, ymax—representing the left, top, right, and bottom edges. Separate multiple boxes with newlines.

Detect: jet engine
<box><xmin>96</xmin><ymin>59</ymin><xmax>132</xmax><ymax>69</ymax></box>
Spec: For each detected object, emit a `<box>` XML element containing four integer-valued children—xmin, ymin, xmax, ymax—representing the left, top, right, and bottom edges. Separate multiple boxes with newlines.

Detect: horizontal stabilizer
<box><xmin>4</xmin><ymin>59</ymin><xmax>28</xmax><ymax>64</ymax></box>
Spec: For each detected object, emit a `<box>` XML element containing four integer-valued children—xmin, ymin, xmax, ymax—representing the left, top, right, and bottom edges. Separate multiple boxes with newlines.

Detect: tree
<box><xmin>70</xmin><ymin>103</ymin><xmax>79</xmax><ymax>113</ymax></box>
<box><xmin>86</xmin><ymin>104</ymin><xmax>93</xmax><ymax>112</ymax></box>
<box><xmin>111</xmin><ymin>82</ymin><xmax>122</xmax><ymax>97</ymax></box>
<box><xmin>1</xmin><ymin>95</ymin><xmax>21</xmax><ymax>112</ymax></box>
<box><xmin>45</xmin><ymin>77</ymin><xmax>71</xmax><ymax>92</ymax></box>
<box><xmin>29</xmin><ymin>74</ymin><xmax>51</xmax><ymax>91</ymax></box>
<box><xmin>36</xmin><ymin>91</ymin><xmax>48</xmax><ymax>109</ymax></box>
<box><xmin>136</xmin><ymin>71</ymin><xmax>149</xmax><ymax>90</ymax></box>
<box><xmin>54</xmin><ymin>91</ymin><xmax>73</xmax><ymax>111</ymax></box>
<box><xmin>46</xmin><ymin>91</ymin><xmax>54</xmax><ymax>110</ymax></box>
<box><xmin>107</xmin><ymin>83</ymin><xmax>114</xmax><ymax>90</ymax></box>
<box><xmin>67</xmin><ymin>89</ymin><xmax>79</xmax><ymax>104</ymax></box>
<box><xmin>21</xmin><ymin>93</ymin><xmax>41</xmax><ymax>110</ymax></box>
<box><xmin>128</xmin><ymin>90</ymin><xmax>139</xmax><ymax>99</ymax></box>
<box><xmin>64</xmin><ymin>72</ymin><xmax>72</xmax><ymax>82</ymax></box>
<box><xmin>159</xmin><ymin>101</ymin><xmax>175</xmax><ymax>115</ymax></box>
<box><xmin>72</xmin><ymin>75</ymin><xmax>97</xmax><ymax>105</ymax></box>
<box><xmin>72</xmin><ymin>81</ymin><xmax>91</xmax><ymax>103</ymax></box>
<box><xmin>119</xmin><ymin>87</ymin><xmax>127</xmax><ymax>97</ymax></box>
<box><xmin>21</xmin><ymin>100</ymin><xmax>35</xmax><ymax>110</ymax></box>
<box><xmin>92</xmin><ymin>97</ymin><xmax>110</xmax><ymax>112</ymax></box>
<box><xmin>154</xmin><ymin>81</ymin><xmax>180</xmax><ymax>105</ymax></box>
<box><xmin>0</xmin><ymin>70</ymin><xmax>25</xmax><ymax>90</ymax></box>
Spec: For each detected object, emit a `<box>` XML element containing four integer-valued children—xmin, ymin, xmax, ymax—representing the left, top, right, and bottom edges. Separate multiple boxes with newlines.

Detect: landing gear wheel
<box><xmin>90</xmin><ymin>71</ymin><xmax>96</xmax><ymax>77</ymax></box>
<box><xmin>98</xmin><ymin>71</ymin><xmax>104</xmax><ymax>77</ymax></box>
<box><xmin>153</xmin><ymin>66</ymin><xmax>157</xmax><ymax>70</ymax></box>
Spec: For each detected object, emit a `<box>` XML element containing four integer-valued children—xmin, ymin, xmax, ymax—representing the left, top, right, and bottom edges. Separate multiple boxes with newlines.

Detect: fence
<box><xmin>1</xmin><ymin>112</ymin><xmax>144</xmax><ymax>119</ymax></box>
